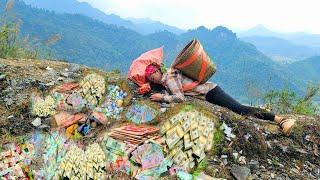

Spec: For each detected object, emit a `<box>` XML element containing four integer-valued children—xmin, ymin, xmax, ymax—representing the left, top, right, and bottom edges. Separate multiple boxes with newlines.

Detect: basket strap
<box><xmin>175</xmin><ymin>45</ymin><xmax>203</xmax><ymax>69</ymax></box>
<box><xmin>182</xmin><ymin>52</ymin><xmax>207</xmax><ymax>91</ymax></box>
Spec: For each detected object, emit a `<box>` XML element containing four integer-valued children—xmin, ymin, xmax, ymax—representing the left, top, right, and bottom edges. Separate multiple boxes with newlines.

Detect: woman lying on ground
<box><xmin>144</xmin><ymin>64</ymin><xmax>296</xmax><ymax>135</ymax></box>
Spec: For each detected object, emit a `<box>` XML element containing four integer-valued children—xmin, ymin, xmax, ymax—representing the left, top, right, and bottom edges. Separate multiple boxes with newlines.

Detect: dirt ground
<box><xmin>0</xmin><ymin>58</ymin><xmax>319</xmax><ymax>179</ymax></box>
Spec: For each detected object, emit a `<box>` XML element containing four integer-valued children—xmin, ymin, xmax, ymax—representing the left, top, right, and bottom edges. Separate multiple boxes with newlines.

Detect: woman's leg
<box><xmin>205</xmin><ymin>86</ymin><xmax>275</xmax><ymax>121</ymax></box>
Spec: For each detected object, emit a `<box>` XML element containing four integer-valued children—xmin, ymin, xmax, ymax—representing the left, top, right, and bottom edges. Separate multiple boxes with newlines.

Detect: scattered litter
<box><xmin>244</xmin><ymin>133</ymin><xmax>252</xmax><ymax>140</ymax></box>
<box><xmin>32</xmin><ymin>117</ymin><xmax>42</xmax><ymax>127</ymax></box>
<box><xmin>221</xmin><ymin>155</ymin><xmax>228</xmax><ymax>159</ymax></box>
<box><xmin>232</xmin><ymin>152</ymin><xmax>239</xmax><ymax>160</ymax></box>
<box><xmin>77</xmin><ymin>123</ymin><xmax>90</xmax><ymax>136</ymax></box>
<box><xmin>52</xmin><ymin>92</ymin><xmax>87</xmax><ymax>113</ymax></box>
<box><xmin>160</xmin><ymin>108</ymin><xmax>167</xmax><ymax>113</ymax></box>
<box><xmin>238</xmin><ymin>156</ymin><xmax>247</xmax><ymax>165</ymax></box>
<box><xmin>177</xmin><ymin>171</ymin><xmax>193</xmax><ymax>180</ymax></box>
<box><xmin>31</xmin><ymin>130</ymin><xmax>72</xmax><ymax>179</ymax></box>
<box><xmin>220</xmin><ymin>122</ymin><xmax>236</xmax><ymax>141</ymax></box>
<box><xmin>56</xmin><ymin>143</ymin><xmax>107</xmax><ymax>179</ymax></box>
<box><xmin>103</xmin><ymin>136</ymin><xmax>132</xmax><ymax>175</ymax></box>
<box><xmin>54</xmin><ymin>112</ymin><xmax>87</xmax><ymax>128</ymax></box>
<box><xmin>161</xmin><ymin>110</ymin><xmax>216</xmax><ymax>171</ymax></box>
<box><xmin>108</xmin><ymin>124</ymin><xmax>160</xmax><ymax>145</ymax></box>
<box><xmin>46</xmin><ymin>66</ymin><xmax>53</xmax><ymax>71</ymax></box>
<box><xmin>131</xmin><ymin>143</ymin><xmax>171</xmax><ymax>179</ymax></box>
<box><xmin>169</xmin><ymin>166</ymin><xmax>187</xmax><ymax>175</ymax></box>
<box><xmin>135</xmin><ymin>157</ymin><xmax>172</xmax><ymax>180</ymax></box>
<box><xmin>56</xmin><ymin>82</ymin><xmax>79</xmax><ymax>93</ymax></box>
<box><xmin>0</xmin><ymin>143</ymin><xmax>34</xmax><ymax>179</ymax></box>
<box><xmin>94</xmin><ymin>85</ymin><xmax>127</xmax><ymax>119</ymax></box>
<box><xmin>66</xmin><ymin>92</ymin><xmax>87</xmax><ymax>112</ymax></box>
<box><xmin>91</xmin><ymin>111</ymin><xmax>108</xmax><ymax>125</ymax></box>
<box><xmin>65</xmin><ymin>124</ymin><xmax>79</xmax><ymax>138</ymax></box>
<box><xmin>131</xmin><ymin>143</ymin><xmax>164</xmax><ymax>170</ymax></box>
<box><xmin>79</xmin><ymin>73</ymin><xmax>106</xmax><ymax>107</ymax></box>
<box><xmin>126</xmin><ymin>102</ymin><xmax>158</xmax><ymax>124</ymax></box>
<box><xmin>31</xmin><ymin>95</ymin><xmax>56</xmax><ymax>117</ymax></box>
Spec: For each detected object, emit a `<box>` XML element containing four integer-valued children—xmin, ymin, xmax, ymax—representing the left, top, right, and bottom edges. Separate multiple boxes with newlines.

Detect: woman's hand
<box><xmin>150</xmin><ymin>93</ymin><xmax>163</xmax><ymax>101</ymax></box>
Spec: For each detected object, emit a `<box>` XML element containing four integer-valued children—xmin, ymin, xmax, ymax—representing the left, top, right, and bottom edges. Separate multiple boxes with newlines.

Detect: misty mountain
<box><xmin>288</xmin><ymin>56</ymin><xmax>320</xmax><ymax>82</ymax></box>
<box><xmin>238</xmin><ymin>25</ymin><xmax>320</xmax><ymax>51</ymax></box>
<box><xmin>238</xmin><ymin>24</ymin><xmax>279</xmax><ymax>37</ymax></box>
<box><xmin>242</xmin><ymin>36</ymin><xmax>318</xmax><ymax>63</ymax></box>
<box><xmin>126</xmin><ymin>17</ymin><xmax>185</xmax><ymax>35</ymax></box>
<box><xmin>1</xmin><ymin>0</ymin><xmax>304</xmax><ymax>102</ymax></box>
<box><xmin>22</xmin><ymin>0</ymin><xmax>185</xmax><ymax>35</ymax></box>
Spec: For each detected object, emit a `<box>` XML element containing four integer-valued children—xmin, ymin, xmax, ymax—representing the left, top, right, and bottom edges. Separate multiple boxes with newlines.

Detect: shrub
<box><xmin>263</xmin><ymin>85</ymin><xmax>320</xmax><ymax>115</ymax></box>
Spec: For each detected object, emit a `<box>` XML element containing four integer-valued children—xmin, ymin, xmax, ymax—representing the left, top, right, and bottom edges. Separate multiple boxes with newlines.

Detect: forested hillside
<box><xmin>288</xmin><ymin>56</ymin><xmax>320</xmax><ymax>82</ymax></box>
<box><xmin>242</xmin><ymin>36</ymin><xmax>318</xmax><ymax>63</ymax></box>
<box><xmin>0</xmin><ymin>0</ymin><xmax>307</xmax><ymax>102</ymax></box>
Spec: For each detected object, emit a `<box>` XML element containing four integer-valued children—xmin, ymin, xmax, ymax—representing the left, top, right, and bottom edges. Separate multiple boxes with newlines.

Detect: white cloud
<box><xmin>78</xmin><ymin>0</ymin><xmax>320</xmax><ymax>33</ymax></box>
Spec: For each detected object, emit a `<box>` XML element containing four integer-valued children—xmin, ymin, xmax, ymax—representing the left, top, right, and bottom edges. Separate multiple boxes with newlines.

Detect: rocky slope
<box><xmin>0</xmin><ymin>58</ymin><xmax>319</xmax><ymax>179</ymax></box>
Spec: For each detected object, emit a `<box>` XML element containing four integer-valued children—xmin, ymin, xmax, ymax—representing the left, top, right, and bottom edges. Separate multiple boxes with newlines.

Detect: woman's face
<box><xmin>148</xmin><ymin>69</ymin><xmax>163</xmax><ymax>85</ymax></box>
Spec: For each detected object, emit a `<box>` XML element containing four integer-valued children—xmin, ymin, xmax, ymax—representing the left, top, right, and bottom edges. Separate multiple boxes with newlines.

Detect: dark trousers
<box><xmin>205</xmin><ymin>86</ymin><xmax>275</xmax><ymax>121</ymax></box>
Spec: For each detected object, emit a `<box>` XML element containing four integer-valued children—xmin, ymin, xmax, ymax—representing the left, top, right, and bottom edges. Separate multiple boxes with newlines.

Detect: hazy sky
<box><xmin>78</xmin><ymin>0</ymin><xmax>320</xmax><ymax>33</ymax></box>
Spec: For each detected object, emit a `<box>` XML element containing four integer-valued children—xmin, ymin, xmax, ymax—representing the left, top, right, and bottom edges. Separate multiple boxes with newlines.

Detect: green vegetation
<box><xmin>0</xmin><ymin>0</ymin><xmax>318</xmax><ymax>104</ymax></box>
<box><xmin>0</xmin><ymin>0</ymin><xmax>53</xmax><ymax>59</ymax></box>
<box><xmin>264</xmin><ymin>85</ymin><xmax>320</xmax><ymax>115</ymax></box>
<box><xmin>192</xmin><ymin>159</ymin><xmax>208</xmax><ymax>178</ymax></box>
<box><xmin>0</xmin><ymin>0</ymin><xmax>33</xmax><ymax>58</ymax></box>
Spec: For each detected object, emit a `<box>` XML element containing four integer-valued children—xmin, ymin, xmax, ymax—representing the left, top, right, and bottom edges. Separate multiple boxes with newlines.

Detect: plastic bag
<box><xmin>128</xmin><ymin>47</ymin><xmax>163</xmax><ymax>94</ymax></box>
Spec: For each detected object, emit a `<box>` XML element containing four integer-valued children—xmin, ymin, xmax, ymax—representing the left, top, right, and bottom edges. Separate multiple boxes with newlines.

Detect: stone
<box><xmin>221</xmin><ymin>155</ymin><xmax>228</xmax><ymax>159</ymax></box>
<box><xmin>160</xmin><ymin>108</ymin><xmax>167</xmax><ymax>113</ymax></box>
<box><xmin>161</xmin><ymin>103</ymin><xmax>170</xmax><ymax>108</ymax></box>
<box><xmin>248</xmin><ymin>160</ymin><xmax>259</xmax><ymax>170</ymax></box>
<box><xmin>223</xmin><ymin>159</ymin><xmax>228</xmax><ymax>165</ymax></box>
<box><xmin>46</xmin><ymin>66</ymin><xmax>53</xmax><ymax>71</ymax></box>
<box><xmin>231</xmin><ymin>165</ymin><xmax>251</xmax><ymax>180</ymax></box>
<box><xmin>45</xmin><ymin>82</ymin><xmax>55</xmax><ymax>86</ymax></box>
<box><xmin>61</xmin><ymin>72</ymin><xmax>69</xmax><ymax>77</ymax></box>
<box><xmin>0</xmin><ymin>74</ymin><xmax>6</xmax><ymax>80</ymax></box>
<box><xmin>4</xmin><ymin>98</ymin><xmax>14</xmax><ymax>106</ymax></box>
<box><xmin>232</xmin><ymin>152</ymin><xmax>239</xmax><ymax>160</ymax></box>
<box><xmin>69</xmin><ymin>64</ymin><xmax>81</xmax><ymax>72</ymax></box>
<box><xmin>31</xmin><ymin>118</ymin><xmax>42</xmax><ymax>127</ymax></box>
<box><xmin>57</xmin><ymin>77</ymin><xmax>64</xmax><ymax>81</ymax></box>
<box><xmin>271</xmin><ymin>173</ymin><xmax>275</xmax><ymax>179</ymax></box>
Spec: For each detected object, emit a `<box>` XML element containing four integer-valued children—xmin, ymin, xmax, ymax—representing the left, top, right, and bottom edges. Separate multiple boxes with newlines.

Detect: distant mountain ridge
<box><xmin>242</xmin><ymin>36</ymin><xmax>319</xmax><ymax>63</ymax></box>
<box><xmin>3</xmin><ymin>0</ymin><xmax>319</xmax><ymax>103</ymax></box>
<box><xmin>287</xmin><ymin>56</ymin><xmax>320</xmax><ymax>82</ymax></box>
<box><xmin>22</xmin><ymin>0</ymin><xmax>185</xmax><ymax>35</ymax></box>
<box><xmin>238</xmin><ymin>25</ymin><xmax>320</xmax><ymax>50</ymax></box>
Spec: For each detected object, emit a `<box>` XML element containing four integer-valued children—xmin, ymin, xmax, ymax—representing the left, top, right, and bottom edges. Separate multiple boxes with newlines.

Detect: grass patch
<box><xmin>192</xmin><ymin>159</ymin><xmax>208</xmax><ymax>178</ymax></box>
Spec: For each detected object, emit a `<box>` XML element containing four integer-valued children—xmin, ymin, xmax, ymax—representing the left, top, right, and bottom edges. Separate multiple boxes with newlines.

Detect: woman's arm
<box><xmin>160</xmin><ymin>69</ymin><xmax>185</xmax><ymax>103</ymax></box>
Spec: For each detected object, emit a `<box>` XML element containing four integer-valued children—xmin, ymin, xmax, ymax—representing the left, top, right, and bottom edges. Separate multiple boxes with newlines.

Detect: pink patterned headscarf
<box><xmin>145</xmin><ymin>64</ymin><xmax>158</xmax><ymax>80</ymax></box>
